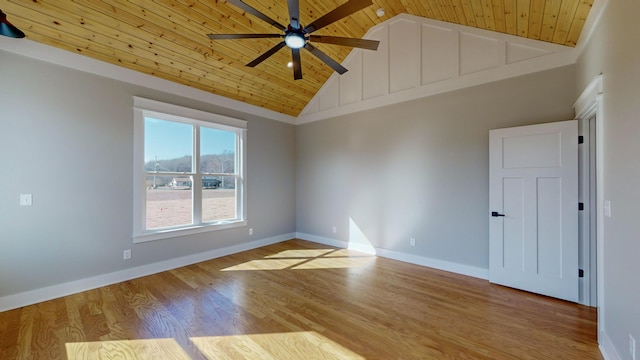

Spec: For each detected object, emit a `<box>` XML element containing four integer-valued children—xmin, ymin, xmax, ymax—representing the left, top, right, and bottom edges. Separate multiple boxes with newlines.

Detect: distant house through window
<box><xmin>133</xmin><ymin>97</ymin><xmax>247</xmax><ymax>242</ymax></box>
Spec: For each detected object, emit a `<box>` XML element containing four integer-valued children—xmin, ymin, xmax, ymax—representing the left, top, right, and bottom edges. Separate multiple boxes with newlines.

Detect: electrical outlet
<box><xmin>249</xmin><ymin>228</ymin><xmax>254</xmax><ymax>235</ymax></box>
<box><xmin>20</xmin><ymin>194</ymin><xmax>32</xmax><ymax>206</ymax></box>
<box><xmin>630</xmin><ymin>334</ymin><xmax>636</xmax><ymax>360</ymax></box>
<box><xmin>123</xmin><ymin>249</ymin><xmax>131</xmax><ymax>260</ymax></box>
<box><xmin>332</xmin><ymin>226</ymin><xmax>337</xmax><ymax>233</ymax></box>
<box><xmin>410</xmin><ymin>238</ymin><xmax>416</xmax><ymax>246</ymax></box>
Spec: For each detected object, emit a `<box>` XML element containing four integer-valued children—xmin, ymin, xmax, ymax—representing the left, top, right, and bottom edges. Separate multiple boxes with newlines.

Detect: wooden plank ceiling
<box><xmin>3</xmin><ymin>0</ymin><xmax>593</xmax><ymax>117</ymax></box>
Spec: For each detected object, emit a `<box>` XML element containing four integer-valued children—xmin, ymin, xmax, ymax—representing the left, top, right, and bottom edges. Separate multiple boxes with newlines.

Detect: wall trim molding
<box><xmin>0</xmin><ymin>233</ymin><xmax>295</xmax><ymax>313</ymax></box>
<box><xmin>599</xmin><ymin>331</ymin><xmax>622</xmax><ymax>360</ymax></box>
<box><xmin>296</xmin><ymin>232</ymin><xmax>489</xmax><ymax>280</ymax></box>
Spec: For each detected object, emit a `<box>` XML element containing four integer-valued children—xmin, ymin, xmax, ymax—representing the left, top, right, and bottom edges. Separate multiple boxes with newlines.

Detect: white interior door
<box><xmin>489</xmin><ymin>120</ymin><xmax>579</xmax><ymax>302</ymax></box>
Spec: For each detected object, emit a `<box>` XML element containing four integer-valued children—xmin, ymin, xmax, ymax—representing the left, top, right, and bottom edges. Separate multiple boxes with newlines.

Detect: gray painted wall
<box><xmin>296</xmin><ymin>66</ymin><xmax>576</xmax><ymax>270</ymax></box>
<box><xmin>0</xmin><ymin>50</ymin><xmax>296</xmax><ymax>297</ymax></box>
<box><xmin>576</xmin><ymin>0</ymin><xmax>640</xmax><ymax>358</ymax></box>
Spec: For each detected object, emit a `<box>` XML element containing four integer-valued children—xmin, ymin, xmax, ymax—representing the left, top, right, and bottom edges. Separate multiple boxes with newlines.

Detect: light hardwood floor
<box><xmin>0</xmin><ymin>239</ymin><xmax>602</xmax><ymax>359</ymax></box>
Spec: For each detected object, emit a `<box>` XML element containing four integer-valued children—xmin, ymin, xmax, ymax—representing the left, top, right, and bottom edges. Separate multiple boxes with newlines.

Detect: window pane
<box><xmin>145</xmin><ymin>118</ymin><xmax>193</xmax><ymax>172</ymax></box>
<box><xmin>146</xmin><ymin>176</ymin><xmax>193</xmax><ymax>229</ymax></box>
<box><xmin>200</xmin><ymin>127</ymin><xmax>236</xmax><ymax>173</ymax></box>
<box><xmin>202</xmin><ymin>176</ymin><xmax>236</xmax><ymax>222</ymax></box>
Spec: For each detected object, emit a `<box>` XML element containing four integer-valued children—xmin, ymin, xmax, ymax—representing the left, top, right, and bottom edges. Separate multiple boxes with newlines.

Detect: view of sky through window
<box><xmin>144</xmin><ymin>118</ymin><xmax>236</xmax><ymax>163</ymax></box>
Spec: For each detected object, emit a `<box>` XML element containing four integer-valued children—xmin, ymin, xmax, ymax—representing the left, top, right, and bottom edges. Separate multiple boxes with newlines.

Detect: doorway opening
<box><xmin>573</xmin><ymin>75</ymin><xmax>603</xmax><ymax>332</ymax></box>
<box><xmin>578</xmin><ymin>115</ymin><xmax>597</xmax><ymax>306</ymax></box>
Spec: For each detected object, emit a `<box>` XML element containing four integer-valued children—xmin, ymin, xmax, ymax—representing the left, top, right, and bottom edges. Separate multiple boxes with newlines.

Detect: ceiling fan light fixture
<box><xmin>0</xmin><ymin>10</ymin><xmax>26</xmax><ymax>38</ymax></box>
<box><xmin>284</xmin><ymin>32</ymin><xmax>305</xmax><ymax>49</ymax></box>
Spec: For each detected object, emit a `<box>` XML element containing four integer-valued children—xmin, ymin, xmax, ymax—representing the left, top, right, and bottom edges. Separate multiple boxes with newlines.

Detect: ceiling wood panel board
<box><xmin>3</xmin><ymin>0</ymin><xmax>593</xmax><ymax>116</ymax></box>
<box><xmin>396</xmin><ymin>0</ymin><xmax>422</xmax><ymax>17</ymax></box>
<box><xmin>480</xmin><ymin>0</ymin><xmax>496</xmax><ymax>30</ymax></box>
<box><xmin>516</xmin><ymin>0</ymin><xmax>531</xmax><ymax>37</ymax></box>
<box><xmin>450</xmin><ymin>0</ymin><xmax>470</xmax><ymax>26</ymax></box>
<box><xmin>435</xmin><ymin>0</ymin><xmax>459</xmax><ymax>24</ymax></box>
<box><xmin>459</xmin><ymin>0</ymin><xmax>479</xmax><ymax>28</ymax></box>
<box><xmin>539</xmin><ymin>0</ymin><xmax>562</xmax><ymax>42</ymax></box>
<box><xmin>415</xmin><ymin>0</ymin><xmax>439</xmax><ymax>20</ymax></box>
<box><xmin>426</xmin><ymin>0</ymin><xmax>447</xmax><ymax>22</ymax></box>
<box><xmin>502</xmin><ymin>0</ymin><xmax>517</xmax><ymax>35</ymax></box>
<box><xmin>528</xmin><ymin>0</ymin><xmax>545</xmax><ymax>40</ymax></box>
<box><xmin>552</xmin><ymin>0</ymin><xmax>579</xmax><ymax>44</ymax></box>
<box><xmin>491</xmin><ymin>0</ymin><xmax>506</xmax><ymax>32</ymax></box>
<box><xmin>565</xmin><ymin>1</ymin><xmax>593</xmax><ymax>47</ymax></box>
<box><xmin>178</xmin><ymin>0</ymin><xmax>282</xmax><ymax>35</ymax></box>
<box><xmin>470</xmin><ymin>0</ymin><xmax>488</xmax><ymax>30</ymax></box>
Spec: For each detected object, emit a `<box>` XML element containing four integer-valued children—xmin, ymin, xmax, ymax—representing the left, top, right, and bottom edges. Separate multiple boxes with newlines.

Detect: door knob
<box><xmin>491</xmin><ymin>211</ymin><xmax>505</xmax><ymax>217</ymax></box>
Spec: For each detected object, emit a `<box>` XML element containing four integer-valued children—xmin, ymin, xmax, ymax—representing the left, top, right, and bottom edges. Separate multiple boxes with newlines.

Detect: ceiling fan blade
<box><xmin>287</xmin><ymin>0</ymin><xmax>301</xmax><ymax>29</ymax></box>
<box><xmin>247</xmin><ymin>41</ymin><xmax>287</xmax><ymax>67</ymax></box>
<box><xmin>304</xmin><ymin>43</ymin><xmax>348</xmax><ymax>75</ymax></box>
<box><xmin>303</xmin><ymin>0</ymin><xmax>373</xmax><ymax>34</ymax></box>
<box><xmin>227</xmin><ymin>0</ymin><xmax>287</xmax><ymax>31</ymax></box>
<box><xmin>291</xmin><ymin>48</ymin><xmax>302</xmax><ymax>80</ymax></box>
<box><xmin>208</xmin><ymin>33</ymin><xmax>283</xmax><ymax>40</ymax></box>
<box><xmin>309</xmin><ymin>35</ymin><xmax>379</xmax><ymax>50</ymax></box>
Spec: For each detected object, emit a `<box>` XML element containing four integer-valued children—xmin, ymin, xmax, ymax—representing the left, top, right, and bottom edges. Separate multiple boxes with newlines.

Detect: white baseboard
<box><xmin>296</xmin><ymin>232</ymin><xmax>489</xmax><ymax>280</ymax></box>
<box><xmin>0</xmin><ymin>233</ymin><xmax>294</xmax><ymax>313</ymax></box>
<box><xmin>599</xmin><ymin>330</ymin><xmax>622</xmax><ymax>360</ymax></box>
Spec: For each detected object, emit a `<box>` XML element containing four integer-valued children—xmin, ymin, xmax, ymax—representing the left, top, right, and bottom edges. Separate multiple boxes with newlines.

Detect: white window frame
<box><xmin>133</xmin><ymin>97</ymin><xmax>247</xmax><ymax>243</ymax></box>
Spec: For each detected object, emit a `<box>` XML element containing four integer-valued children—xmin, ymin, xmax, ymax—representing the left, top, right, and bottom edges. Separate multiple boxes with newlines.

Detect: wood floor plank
<box><xmin>0</xmin><ymin>239</ymin><xmax>602</xmax><ymax>359</ymax></box>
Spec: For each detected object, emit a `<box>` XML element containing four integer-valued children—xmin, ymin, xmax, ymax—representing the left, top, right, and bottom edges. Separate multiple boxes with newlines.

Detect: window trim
<box><xmin>133</xmin><ymin>97</ymin><xmax>247</xmax><ymax>243</ymax></box>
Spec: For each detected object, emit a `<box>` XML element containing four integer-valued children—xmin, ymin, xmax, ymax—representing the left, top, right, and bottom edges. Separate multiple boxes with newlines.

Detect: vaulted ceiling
<box><xmin>2</xmin><ymin>1</ymin><xmax>593</xmax><ymax>116</ymax></box>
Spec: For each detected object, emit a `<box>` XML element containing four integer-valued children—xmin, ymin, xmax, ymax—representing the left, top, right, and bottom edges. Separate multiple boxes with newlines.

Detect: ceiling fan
<box><xmin>207</xmin><ymin>0</ymin><xmax>380</xmax><ymax>80</ymax></box>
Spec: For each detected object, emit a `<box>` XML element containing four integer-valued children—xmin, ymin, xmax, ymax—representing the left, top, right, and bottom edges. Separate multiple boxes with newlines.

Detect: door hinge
<box><xmin>579</xmin><ymin>269</ymin><xmax>584</xmax><ymax>278</ymax></box>
<box><xmin>578</xmin><ymin>135</ymin><xmax>584</xmax><ymax>144</ymax></box>
<box><xmin>579</xmin><ymin>202</ymin><xmax>584</xmax><ymax>211</ymax></box>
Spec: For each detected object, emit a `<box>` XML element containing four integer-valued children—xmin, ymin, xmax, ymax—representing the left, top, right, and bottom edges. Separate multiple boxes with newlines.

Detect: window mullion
<box><xmin>236</xmin><ymin>130</ymin><xmax>244</xmax><ymax>220</ymax></box>
<box><xmin>193</xmin><ymin>125</ymin><xmax>202</xmax><ymax>225</ymax></box>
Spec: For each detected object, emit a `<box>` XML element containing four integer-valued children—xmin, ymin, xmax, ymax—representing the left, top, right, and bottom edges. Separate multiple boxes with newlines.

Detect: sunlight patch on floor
<box><xmin>221</xmin><ymin>248</ymin><xmax>376</xmax><ymax>272</ymax></box>
<box><xmin>264</xmin><ymin>249</ymin><xmax>335</xmax><ymax>259</ymax></box>
<box><xmin>292</xmin><ymin>257</ymin><xmax>375</xmax><ymax>270</ymax></box>
<box><xmin>322</xmin><ymin>248</ymin><xmax>373</xmax><ymax>258</ymax></box>
<box><xmin>66</xmin><ymin>338</ymin><xmax>189</xmax><ymax>360</ymax></box>
<box><xmin>220</xmin><ymin>258</ymin><xmax>305</xmax><ymax>271</ymax></box>
<box><xmin>191</xmin><ymin>331</ymin><xmax>364</xmax><ymax>360</ymax></box>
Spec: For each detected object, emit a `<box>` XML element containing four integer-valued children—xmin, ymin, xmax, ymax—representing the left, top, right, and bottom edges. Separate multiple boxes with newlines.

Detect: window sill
<box><xmin>133</xmin><ymin>220</ymin><xmax>247</xmax><ymax>243</ymax></box>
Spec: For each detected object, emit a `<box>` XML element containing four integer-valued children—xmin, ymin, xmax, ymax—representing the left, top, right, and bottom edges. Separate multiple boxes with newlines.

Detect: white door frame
<box><xmin>573</xmin><ymin>75</ymin><xmax>604</xmax><ymax>336</ymax></box>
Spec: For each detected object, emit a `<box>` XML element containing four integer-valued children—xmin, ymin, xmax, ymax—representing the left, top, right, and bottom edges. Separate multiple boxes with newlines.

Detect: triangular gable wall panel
<box><xmin>298</xmin><ymin>14</ymin><xmax>575</xmax><ymax>124</ymax></box>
